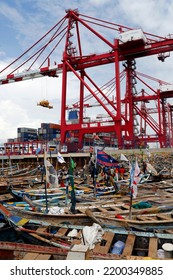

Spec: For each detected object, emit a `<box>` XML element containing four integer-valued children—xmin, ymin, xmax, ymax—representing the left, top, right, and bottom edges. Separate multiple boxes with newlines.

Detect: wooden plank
<box><xmin>36</xmin><ymin>227</ymin><xmax>47</xmax><ymax>233</ymax></box>
<box><xmin>57</xmin><ymin>227</ymin><xmax>69</xmax><ymax>236</ymax></box>
<box><xmin>121</xmin><ymin>205</ymin><xmax>130</xmax><ymax>210</ymax></box>
<box><xmin>93</xmin><ymin>231</ymin><xmax>114</xmax><ymax>254</ymax></box>
<box><xmin>148</xmin><ymin>238</ymin><xmax>158</xmax><ymax>258</ymax></box>
<box><xmin>97</xmin><ymin>207</ymin><xmax>109</xmax><ymax>213</ymax></box>
<box><xmin>164</xmin><ymin>229</ymin><xmax>173</xmax><ymax>234</ymax></box>
<box><xmin>136</xmin><ymin>216</ymin><xmax>156</xmax><ymax>221</ymax></box>
<box><xmin>22</xmin><ymin>252</ymin><xmax>39</xmax><ymax>260</ymax></box>
<box><xmin>122</xmin><ymin>234</ymin><xmax>136</xmax><ymax>257</ymax></box>
<box><xmin>136</xmin><ymin>216</ymin><xmax>149</xmax><ymax>221</ymax></box>
<box><xmin>109</xmin><ymin>206</ymin><xmax>123</xmax><ymax>211</ymax></box>
<box><xmin>35</xmin><ymin>254</ymin><xmax>51</xmax><ymax>260</ymax></box>
<box><xmin>77</xmin><ymin>208</ymin><xmax>87</xmax><ymax>214</ymax></box>
<box><xmin>71</xmin><ymin>230</ymin><xmax>82</xmax><ymax>245</ymax></box>
<box><xmin>156</xmin><ymin>214</ymin><xmax>171</xmax><ymax>220</ymax></box>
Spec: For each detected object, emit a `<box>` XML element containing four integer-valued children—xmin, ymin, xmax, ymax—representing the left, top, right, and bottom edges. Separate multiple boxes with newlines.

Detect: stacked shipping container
<box><xmin>17</xmin><ymin>127</ymin><xmax>38</xmax><ymax>142</ymax></box>
<box><xmin>38</xmin><ymin>123</ymin><xmax>61</xmax><ymax>141</ymax></box>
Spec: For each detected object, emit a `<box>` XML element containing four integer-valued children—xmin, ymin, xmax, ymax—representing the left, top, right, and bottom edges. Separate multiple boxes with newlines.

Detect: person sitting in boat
<box><xmin>110</xmin><ymin>174</ymin><xmax>119</xmax><ymax>192</ymax></box>
<box><xmin>115</xmin><ymin>166</ymin><xmax>119</xmax><ymax>181</ymax></box>
<box><xmin>97</xmin><ymin>170</ymin><xmax>104</xmax><ymax>183</ymax></box>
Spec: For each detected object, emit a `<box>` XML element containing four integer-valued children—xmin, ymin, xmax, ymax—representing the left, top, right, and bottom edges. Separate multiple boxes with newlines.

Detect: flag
<box><xmin>130</xmin><ymin>159</ymin><xmax>140</xmax><ymax>198</ymax></box>
<box><xmin>96</xmin><ymin>149</ymin><xmax>118</xmax><ymax>167</ymax></box>
<box><xmin>45</xmin><ymin>159</ymin><xmax>59</xmax><ymax>188</ymax></box>
<box><xmin>134</xmin><ymin>159</ymin><xmax>140</xmax><ymax>178</ymax></box>
<box><xmin>69</xmin><ymin>157</ymin><xmax>76</xmax><ymax>213</ymax></box>
<box><xmin>69</xmin><ymin>158</ymin><xmax>75</xmax><ymax>189</ymax></box>
<box><xmin>146</xmin><ymin>148</ymin><xmax>151</xmax><ymax>157</ymax></box>
<box><xmin>57</xmin><ymin>152</ymin><xmax>66</xmax><ymax>163</ymax></box>
<box><xmin>36</xmin><ymin>147</ymin><xmax>41</xmax><ymax>155</ymax></box>
<box><xmin>70</xmin><ymin>157</ymin><xmax>75</xmax><ymax>169</ymax></box>
<box><xmin>44</xmin><ymin>151</ymin><xmax>58</xmax><ymax>188</ymax></box>
<box><xmin>120</xmin><ymin>153</ymin><xmax>129</xmax><ymax>161</ymax></box>
<box><xmin>146</xmin><ymin>162</ymin><xmax>158</xmax><ymax>175</ymax></box>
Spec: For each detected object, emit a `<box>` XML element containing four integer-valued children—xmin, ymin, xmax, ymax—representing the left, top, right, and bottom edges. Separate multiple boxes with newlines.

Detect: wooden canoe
<box><xmin>4</xmin><ymin>197</ymin><xmax>173</xmax><ymax>232</ymax></box>
<box><xmin>9</xmin><ymin>187</ymin><xmax>66</xmax><ymax>201</ymax></box>
<box><xmin>87</xmin><ymin>209</ymin><xmax>173</xmax><ymax>231</ymax></box>
<box><xmin>1</xmin><ymin>203</ymin><xmax>173</xmax><ymax>260</ymax></box>
<box><xmin>0</xmin><ymin>203</ymin><xmax>74</xmax><ymax>249</ymax></box>
<box><xmin>0</xmin><ymin>241</ymin><xmax>68</xmax><ymax>260</ymax></box>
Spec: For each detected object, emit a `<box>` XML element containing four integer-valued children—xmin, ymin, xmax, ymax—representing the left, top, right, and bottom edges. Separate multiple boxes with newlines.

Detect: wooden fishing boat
<box><xmin>0</xmin><ymin>182</ymin><xmax>9</xmax><ymax>195</ymax></box>
<box><xmin>0</xmin><ymin>202</ymin><xmax>93</xmax><ymax>227</ymax></box>
<box><xmin>0</xmin><ymin>222</ymin><xmax>24</xmax><ymax>243</ymax></box>
<box><xmin>0</xmin><ymin>166</ymin><xmax>42</xmax><ymax>194</ymax></box>
<box><xmin>0</xmin><ymin>193</ymin><xmax>13</xmax><ymax>203</ymax></box>
<box><xmin>0</xmin><ymin>203</ymin><xmax>173</xmax><ymax>260</ymax></box>
<box><xmin>4</xmin><ymin>195</ymin><xmax>173</xmax><ymax>231</ymax></box>
<box><xmin>10</xmin><ymin>196</ymin><xmax>173</xmax><ymax>214</ymax></box>
<box><xmin>0</xmin><ymin>177</ymin><xmax>42</xmax><ymax>195</ymax></box>
<box><xmin>3</xmin><ymin>175</ymin><xmax>173</xmax><ymax>231</ymax></box>
<box><xmin>138</xmin><ymin>179</ymin><xmax>173</xmax><ymax>191</ymax></box>
<box><xmin>0</xmin><ymin>203</ymin><xmax>74</xmax><ymax>249</ymax></box>
<box><xmin>2</xmin><ymin>166</ymin><xmax>33</xmax><ymax>178</ymax></box>
<box><xmin>1</xmin><ymin>227</ymin><xmax>171</xmax><ymax>260</ymax></box>
<box><xmin>0</xmin><ymin>241</ymin><xmax>68</xmax><ymax>260</ymax></box>
<box><xmin>0</xmin><ymin>164</ymin><xmax>18</xmax><ymax>175</ymax></box>
<box><xmin>9</xmin><ymin>186</ymin><xmax>66</xmax><ymax>201</ymax></box>
<box><xmin>86</xmin><ymin>209</ymin><xmax>173</xmax><ymax>231</ymax></box>
<box><xmin>1</xmin><ymin>229</ymin><xmax>173</xmax><ymax>260</ymax></box>
<box><xmin>3</xmin><ymin>196</ymin><xmax>68</xmax><ymax>208</ymax></box>
<box><xmin>87</xmin><ymin>229</ymin><xmax>173</xmax><ymax>260</ymax></box>
<box><xmin>7</xmin><ymin>175</ymin><xmax>43</xmax><ymax>188</ymax></box>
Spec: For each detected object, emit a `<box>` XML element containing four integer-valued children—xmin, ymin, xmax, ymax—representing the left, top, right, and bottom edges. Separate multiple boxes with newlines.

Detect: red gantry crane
<box><xmin>0</xmin><ymin>9</ymin><xmax>173</xmax><ymax>149</ymax></box>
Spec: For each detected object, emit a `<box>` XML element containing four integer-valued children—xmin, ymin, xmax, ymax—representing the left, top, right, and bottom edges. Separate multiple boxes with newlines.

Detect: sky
<box><xmin>0</xmin><ymin>0</ymin><xmax>173</xmax><ymax>143</ymax></box>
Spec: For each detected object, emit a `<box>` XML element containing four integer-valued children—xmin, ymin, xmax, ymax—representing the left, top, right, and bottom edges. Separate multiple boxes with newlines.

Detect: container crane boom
<box><xmin>0</xmin><ymin>65</ymin><xmax>63</xmax><ymax>85</ymax></box>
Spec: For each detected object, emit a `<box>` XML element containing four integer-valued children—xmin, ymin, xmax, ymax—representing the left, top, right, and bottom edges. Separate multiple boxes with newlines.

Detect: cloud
<box><xmin>0</xmin><ymin>51</ymin><xmax>6</xmax><ymax>57</ymax></box>
<box><xmin>117</xmin><ymin>0</ymin><xmax>173</xmax><ymax>35</ymax></box>
<box><xmin>0</xmin><ymin>2</ymin><xmax>24</xmax><ymax>22</ymax></box>
<box><xmin>0</xmin><ymin>100</ymin><xmax>31</xmax><ymax>139</ymax></box>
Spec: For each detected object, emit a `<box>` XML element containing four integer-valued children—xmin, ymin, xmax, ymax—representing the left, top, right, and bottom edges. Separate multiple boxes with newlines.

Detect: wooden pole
<box><xmin>129</xmin><ymin>192</ymin><xmax>133</xmax><ymax>219</ymax></box>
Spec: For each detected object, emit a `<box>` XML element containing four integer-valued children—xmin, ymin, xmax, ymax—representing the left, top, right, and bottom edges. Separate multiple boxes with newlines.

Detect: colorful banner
<box><xmin>96</xmin><ymin>149</ymin><xmax>118</xmax><ymax>167</ymax></box>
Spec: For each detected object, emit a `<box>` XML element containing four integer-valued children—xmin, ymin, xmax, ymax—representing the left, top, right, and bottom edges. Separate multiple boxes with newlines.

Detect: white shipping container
<box><xmin>119</xmin><ymin>29</ymin><xmax>147</xmax><ymax>44</ymax></box>
<box><xmin>160</xmin><ymin>84</ymin><xmax>173</xmax><ymax>92</ymax></box>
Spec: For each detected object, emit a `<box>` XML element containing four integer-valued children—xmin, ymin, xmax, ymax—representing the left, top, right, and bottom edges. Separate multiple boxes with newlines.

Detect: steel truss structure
<box><xmin>0</xmin><ymin>9</ymin><xmax>173</xmax><ymax>148</ymax></box>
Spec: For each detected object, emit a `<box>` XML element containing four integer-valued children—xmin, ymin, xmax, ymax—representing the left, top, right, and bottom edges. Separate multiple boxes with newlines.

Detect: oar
<box><xmin>85</xmin><ymin>209</ymin><xmax>104</xmax><ymax>227</ymax></box>
<box><xmin>23</xmin><ymin>195</ymin><xmax>35</xmax><ymax>207</ymax></box>
<box><xmin>15</xmin><ymin>226</ymin><xmax>72</xmax><ymax>242</ymax></box>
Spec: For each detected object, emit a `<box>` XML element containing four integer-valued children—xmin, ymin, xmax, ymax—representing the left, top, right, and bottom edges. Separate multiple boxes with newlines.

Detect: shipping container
<box><xmin>68</xmin><ymin>110</ymin><xmax>79</xmax><ymax>120</ymax></box>
<box><xmin>7</xmin><ymin>138</ymin><xmax>15</xmax><ymax>142</ymax></box>
<box><xmin>119</xmin><ymin>29</ymin><xmax>147</xmax><ymax>45</ymax></box>
<box><xmin>49</xmin><ymin>123</ymin><xmax>61</xmax><ymax>129</ymax></box>
<box><xmin>18</xmin><ymin>127</ymin><xmax>37</xmax><ymax>133</ymax></box>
